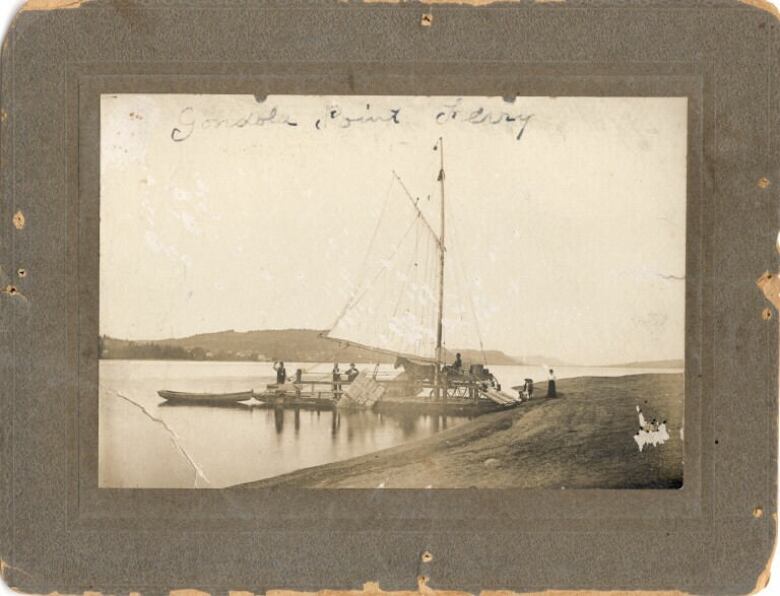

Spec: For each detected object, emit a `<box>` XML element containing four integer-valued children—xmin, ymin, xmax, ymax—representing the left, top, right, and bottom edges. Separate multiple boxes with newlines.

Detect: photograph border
<box><xmin>75</xmin><ymin>67</ymin><xmax>703</xmax><ymax>530</ymax></box>
<box><xmin>0</xmin><ymin>2</ymin><xmax>775</xmax><ymax>593</ymax></box>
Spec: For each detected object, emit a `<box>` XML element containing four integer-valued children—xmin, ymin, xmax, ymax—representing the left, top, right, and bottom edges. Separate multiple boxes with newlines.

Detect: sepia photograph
<box><xmin>99</xmin><ymin>93</ymin><xmax>687</xmax><ymax>490</ymax></box>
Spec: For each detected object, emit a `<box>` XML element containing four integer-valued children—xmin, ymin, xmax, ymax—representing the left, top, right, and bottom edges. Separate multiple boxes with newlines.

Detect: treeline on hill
<box><xmin>98</xmin><ymin>329</ymin><xmax>523</xmax><ymax>365</ymax></box>
<box><xmin>98</xmin><ymin>336</ymin><xmax>267</xmax><ymax>362</ymax></box>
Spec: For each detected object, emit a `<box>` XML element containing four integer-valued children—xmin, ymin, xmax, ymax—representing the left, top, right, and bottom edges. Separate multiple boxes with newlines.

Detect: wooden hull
<box><xmin>374</xmin><ymin>397</ymin><xmax>516</xmax><ymax>417</ymax></box>
<box><xmin>158</xmin><ymin>400</ymin><xmax>253</xmax><ymax>410</ymax></box>
<box><xmin>157</xmin><ymin>390</ymin><xmax>255</xmax><ymax>403</ymax></box>
<box><xmin>255</xmin><ymin>394</ymin><xmax>337</xmax><ymax>410</ymax></box>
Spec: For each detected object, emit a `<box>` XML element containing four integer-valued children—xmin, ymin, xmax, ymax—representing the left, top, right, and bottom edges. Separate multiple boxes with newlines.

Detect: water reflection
<box><xmin>331</xmin><ymin>411</ymin><xmax>341</xmax><ymax>438</ymax></box>
<box><xmin>431</xmin><ymin>414</ymin><xmax>449</xmax><ymax>432</ymax></box>
<box><xmin>101</xmin><ymin>359</ymin><xmax>682</xmax><ymax>488</ymax></box>
<box><xmin>254</xmin><ymin>407</ymin><xmax>454</xmax><ymax>449</ymax></box>
<box><xmin>254</xmin><ymin>408</ymin><xmax>458</xmax><ymax>443</ymax></box>
<box><xmin>155</xmin><ymin>400</ymin><xmax>456</xmax><ymax>436</ymax></box>
<box><xmin>101</xmin><ymin>361</ymin><xmax>470</xmax><ymax>488</ymax></box>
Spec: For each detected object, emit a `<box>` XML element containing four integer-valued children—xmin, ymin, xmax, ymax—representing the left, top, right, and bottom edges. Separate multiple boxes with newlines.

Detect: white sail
<box><xmin>326</xmin><ymin>174</ymin><xmax>442</xmax><ymax>360</ymax></box>
<box><xmin>326</xmin><ymin>151</ymin><xmax>488</xmax><ymax>365</ymax></box>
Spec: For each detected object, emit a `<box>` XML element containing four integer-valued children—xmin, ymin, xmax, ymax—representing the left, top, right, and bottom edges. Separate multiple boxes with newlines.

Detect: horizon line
<box><xmin>100</xmin><ymin>328</ymin><xmax>685</xmax><ymax>368</ymax></box>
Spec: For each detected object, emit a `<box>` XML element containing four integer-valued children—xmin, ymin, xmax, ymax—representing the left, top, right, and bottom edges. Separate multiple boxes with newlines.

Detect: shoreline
<box><xmin>232</xmin><ymin>372</ymin><xmax>684</xmax><ymax>489</ymax></box>
<box><xmin>99</xmin><ymin>357</ymin><xmax>684</xmax><ymax>370</ymax></box>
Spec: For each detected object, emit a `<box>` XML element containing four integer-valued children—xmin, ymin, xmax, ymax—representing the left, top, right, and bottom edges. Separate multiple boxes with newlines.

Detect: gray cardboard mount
<box><xmin>0</xmin><ymin>0</ymin><xmax>778</xmax><ymax>593</ymax></box>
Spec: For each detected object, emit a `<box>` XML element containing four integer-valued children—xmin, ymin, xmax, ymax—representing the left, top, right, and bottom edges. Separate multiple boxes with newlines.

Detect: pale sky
<box><xmin>100</xmin><ymin>94</ymin><xmax>687</xmax><ymax>365</ymax></box>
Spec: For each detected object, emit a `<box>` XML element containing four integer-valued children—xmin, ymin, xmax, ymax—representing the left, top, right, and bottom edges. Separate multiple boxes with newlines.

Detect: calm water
<box><xmin>99</xmin><ymin>359</ymin><xmax>681</xmax><ymax>488</ymax></box>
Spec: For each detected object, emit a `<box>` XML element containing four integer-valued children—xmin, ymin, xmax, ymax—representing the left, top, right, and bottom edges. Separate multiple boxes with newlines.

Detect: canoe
<box><xmin>157</xmin><ymin>389</ymin><xmax>255</xmax><ymax>403</ymax></box>
<box><xmin>159</xmin><ymin>400</ymin><xmax>253</xmax><ymax>410</ymax></box>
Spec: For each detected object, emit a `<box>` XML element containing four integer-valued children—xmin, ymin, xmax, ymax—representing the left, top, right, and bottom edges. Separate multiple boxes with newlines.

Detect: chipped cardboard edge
<box><xmin>162</xmin><ymin>584</ymin><xmax>692</xmax><ymax>596</ymax></box>
<box><xmin>12</xmin><ymin>210</ymin><xmax>24</xmax><ymax>230</ymax></box>
<box><xmin>23</xmin><ymin>0</ymin><xmax>780</xmax><ymax>13</ymax></box>
<box><xmin>757</xmin><ymin>271</ymin><xmax>780</xmax><ymax>311</ymax></box>
<box><xmin>19</xmin><ymin>0</ymin><xmax>563</xmax><ymax>9</ymax></box>
<box><xmin>0</xmin><ymin>1</ymin><xmax>771</xmax><ymax>596</ymax></box>
<box><xmin>342</xmin><ymin>0</ymin><xmax>564</xmax><ymax>5</ymax></box>
<box><xmin>168</xmin><ymin>583</ymin><xmax>690</xmax><ymax>596</ymax></box>
<box><xmin>0</xmin><ymin>574</ymin><xmax>699</xmax><ymax>595</ymax></box>
<box><xmin>20</xmin><ymin>0</ymin><xmax>88</xmax><ymax>11</ymax></box>
<box><xmin>751</xmin><ymin>513</ymin><xmax>778</xmax><ymax>594</ymax></box>
<box><xmin>740</xmin><ymin>0</ymin><xmax>780</xmax><ymax>21</ymax></box>
<box><xmin>18</xmin><ymin>0</ymin><xmax>774</xmax><ymax>14</ymax></box>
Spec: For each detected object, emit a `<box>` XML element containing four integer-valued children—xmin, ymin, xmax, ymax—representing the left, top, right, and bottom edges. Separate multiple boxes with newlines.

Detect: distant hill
<box><xmin>603</xmin><ymin>359</ymin><xmax>684</xmax><ymax>369</ymax></box>
<box><xmin>459</xmin><ymin>350</ymin><xmax>519</xmax><ymax>366</ymax></box>
<box><xmin>515</xmin><ymin>354</ymin><xmax>571</xmax><ymax>367</ymax></box>
<box><xmin>99</xmin><ymin>329</ymin><xmax>521</xmax><ymax>366</ymax></box>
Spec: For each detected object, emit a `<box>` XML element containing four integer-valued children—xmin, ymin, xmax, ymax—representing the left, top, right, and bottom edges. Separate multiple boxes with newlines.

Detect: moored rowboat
<box><xmin>157</xmin><ymin>389</ymin><xmax>255</xmax><ymax>403</ymax></box>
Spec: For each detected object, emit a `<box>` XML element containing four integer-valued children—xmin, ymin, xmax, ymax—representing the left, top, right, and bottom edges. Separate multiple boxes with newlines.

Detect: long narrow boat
<box><xmin>157</xmin><ymin>389</ymin><xmax>255</xmax><ymax>403</ymax></box>
<box><xmin>159</xmin><ymin>400</ymin><xmax>253</xmax><ymax>410</ymax></box>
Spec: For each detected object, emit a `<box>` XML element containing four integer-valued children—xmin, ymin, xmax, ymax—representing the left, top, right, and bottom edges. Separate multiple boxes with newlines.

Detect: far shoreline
<box><xmin>99</xmin><ymin>357</ymin><xmax>684</xmax><ymax>371</ymax></box>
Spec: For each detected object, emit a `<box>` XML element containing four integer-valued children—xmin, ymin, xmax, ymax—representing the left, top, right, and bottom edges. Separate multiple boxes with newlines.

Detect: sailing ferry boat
<box><xmin>323</xmin><ymin>138</ymin><xmax>519</xmax><ymax>415</ymax></box>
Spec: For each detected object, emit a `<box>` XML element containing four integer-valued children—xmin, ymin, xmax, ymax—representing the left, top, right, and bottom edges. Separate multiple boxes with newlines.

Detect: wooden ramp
<box><xmin>481</xmin><ymin>388</ymin><xmax>519</xmax><ymax>406</ymax></box>
<box><xmin>339</xmin><ymin>371</ymin><xmax>386</xmax><ymax>409</ymax></box>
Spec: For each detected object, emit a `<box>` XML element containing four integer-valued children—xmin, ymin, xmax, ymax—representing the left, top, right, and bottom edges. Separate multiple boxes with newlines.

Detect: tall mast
<box><xmin>434</xmin><ymin>137</ymin><xmax>446</xmax><ymax>399</ymax></box>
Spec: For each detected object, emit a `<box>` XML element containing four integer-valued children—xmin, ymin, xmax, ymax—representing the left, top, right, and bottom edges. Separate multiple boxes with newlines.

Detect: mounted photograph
<box><xmin>99</xmin><ymin>93</ymin><xmax>687</xmax><ymax>489</ymax></box>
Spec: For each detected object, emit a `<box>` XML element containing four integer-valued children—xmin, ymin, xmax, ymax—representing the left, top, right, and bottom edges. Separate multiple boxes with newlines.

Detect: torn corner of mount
<box><xmin>757</xmin><ymin>271</ymin><xmax>780</xmax><ymax>311</ymax></box>
<box><xmin>21</xmin><ymin>0</ymin><xmax>88</xmax><ymax>11</ymax></box>
<box><xmin>740</xmin><ymin>0</ymin><xmax>780</xmax><ymax>21</ymax></box>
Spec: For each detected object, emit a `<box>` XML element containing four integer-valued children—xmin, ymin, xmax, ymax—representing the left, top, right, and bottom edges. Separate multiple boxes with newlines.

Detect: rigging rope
<box><xmin>390</xmin><ymin>215</ymin><xmax>421</xmax><ymax>320</ymax></box>
<box><xmin>446</xmin><ymin>187</ymin><xmax>489</xmax><ymax>365</ymax></box>
<box><xmin>322</xmin><ymin>174</ymin><xmax>396</xmax><ymax>337</ymax></box>
<box><xmin>392</xmin><ymin>170</ymin><xmax>442</xmax><ymax>249</ymax></box>
<box><xmin>344</xmin><ymin>174</ymin><xmax>395</xmax><ymax>305</ymax></box>
<box><xmin>325</xmin><ymin>156</ymin><xmax>493</xmax><ymax>365</ymax></box>
<box><xmin>326</xmin><ymin>202</ymin><xmax>420</xmax><ymax>331</ymax></box>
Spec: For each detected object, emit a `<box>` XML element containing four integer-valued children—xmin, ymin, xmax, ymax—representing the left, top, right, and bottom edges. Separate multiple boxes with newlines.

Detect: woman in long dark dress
<box><xmin>546</xmin><ymin>368</ymin><xmax>557</xmax><ymax>398</ymax></box>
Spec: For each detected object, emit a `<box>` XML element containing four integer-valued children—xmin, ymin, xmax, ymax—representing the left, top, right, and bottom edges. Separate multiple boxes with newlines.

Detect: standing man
<box><xmin>547</xmin><ymin>368</ymin><xmax>557</xmax><ymax>398</ymax></box>
<box><xmin>332</xmin><ymin>363</ymin><xmax>342</xmax><ymax>394</ymax></box>
<box><xmin>345</xmin><ymin>363</ymin><xmax>360</xmax><ymax>382</ymax></box>
<box><xmin>273</xmin><ymin>361</ymin><xmax>287</xmax><ymax>385</ymax></box>
<box><xmin>292</xmin><ymin>368</ymin><xmax>303</xmax><ymax>397</ymax></box>
<box><xmin>452</xmin><ymin>353</ymin><xmax>463</xmax><ymax>373</ymax></box>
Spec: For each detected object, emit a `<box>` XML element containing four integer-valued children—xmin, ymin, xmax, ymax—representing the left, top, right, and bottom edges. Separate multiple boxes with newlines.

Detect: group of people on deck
<box><xmin>272</xmin><ymin>361</ymin><xmax>300</xmax><ymax>385</ymax></box>
<box><xmin>447</xmin><ymin>353</ymin><xmax>502</xmax><ymax>392</ymax></box>
<box><xmin>398</xmin><ymin>351</ymin><xmax>559</xmax><ymax>400</ymax></box>
<box><xmin>273</xmin><ymin>356</ymin><xmax>558</xmax><ymax>401</ymax></box>
<box><xmin>272</xmin><ymin>361</ymin><xmax>360</xmax><ymax>389</ymax></box>
<box><xmin>329</xmin><ymin>362</ymin><xmax>360</xmax><ymax>392</ymax></box>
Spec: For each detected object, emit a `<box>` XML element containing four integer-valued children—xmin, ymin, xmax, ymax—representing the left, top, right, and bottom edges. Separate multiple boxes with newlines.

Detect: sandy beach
<box><xmin>235</xmin><ymin>373</ymin><xmax>683</xmax><ymax>489</ymax></box>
